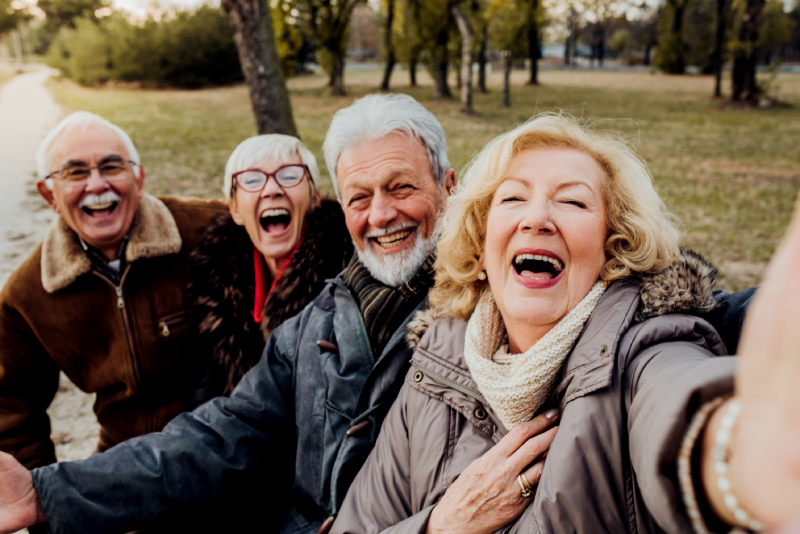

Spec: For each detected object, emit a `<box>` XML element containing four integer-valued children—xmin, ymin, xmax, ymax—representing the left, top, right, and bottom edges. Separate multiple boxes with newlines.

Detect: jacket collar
<box><xmin>41</xmin><ymin>193</ymin><xmax>182</xmax><ymax>293</ymax></box>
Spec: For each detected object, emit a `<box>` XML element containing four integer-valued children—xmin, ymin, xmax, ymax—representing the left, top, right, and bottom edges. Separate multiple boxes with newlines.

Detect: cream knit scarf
<box><xmin>464</xmin><ymin>281</ymin><xmax>606</xmax><ymax>430</ymax></box>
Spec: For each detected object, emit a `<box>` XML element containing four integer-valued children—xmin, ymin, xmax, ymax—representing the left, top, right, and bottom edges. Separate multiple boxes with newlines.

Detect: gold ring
<box><xmin>517</xmin><ymin>474</ymin><xmax>533</xmax><ymax>498</ymax></box>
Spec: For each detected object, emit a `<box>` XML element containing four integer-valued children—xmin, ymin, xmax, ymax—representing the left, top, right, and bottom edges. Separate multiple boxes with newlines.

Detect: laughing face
<box><xmin>229</xmin><ymin>154</ymin><xmax>319</xmax><ymax>276</ymax></box>
<box><xmin>480</xmin><ymin>147</ymin><xmax>608</xmax><ymax>353</ymax></box>
<box><xmin>337</xmin><ymin>132</ymin><xmax>455</xmax><ymax>287</ymax></box>
<box><xmin>37</xmin><ymin>124</ymin><xmax>145</xmax><ymax>261</ymax></box>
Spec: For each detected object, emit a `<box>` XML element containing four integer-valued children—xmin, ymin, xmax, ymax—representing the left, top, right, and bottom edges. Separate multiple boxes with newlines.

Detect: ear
<box><xmin>36</xmin><ymin>181</ymin><xmax>60</xmax><ymax>213</ymax></box>
<box><xmin>135</xmin><ymin>165</ymin><xmax>146</xmax><ymax>198</ymax></box>
<box><xmin>441</xmin><ymin>168</ymin><xmax>456</xmax><ymax>199</ymax></box>
<box><xmin>478</xmin><ymin>250</ymin><xmax>485</xmax><ymax>270</ymax></box>
<box><xmin>229</xmin><ymin>200</ymin><xmax>243</xmax><ymax>226</ymax></box>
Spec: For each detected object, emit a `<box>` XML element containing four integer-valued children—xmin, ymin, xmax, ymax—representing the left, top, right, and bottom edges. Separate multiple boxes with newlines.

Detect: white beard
<box><xmin>356</xmin><ymin>226</ymin><xmax>433</xmax><ymax>287</ymax></box>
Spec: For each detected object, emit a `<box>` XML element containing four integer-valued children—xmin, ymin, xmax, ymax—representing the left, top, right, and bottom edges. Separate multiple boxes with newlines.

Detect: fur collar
<box><xmin>188</xmin><ymin>199</ymin><xmax>353</xmax><ymax>396</ymax></box>
<box><xmin>406</xmin><ymin>248</ymin><xmax>719</xmax><ymax>350</ymax></box>
<box><xmin>41</xmin><ymin>193</ymin><xmax>182</xmax><ymax>293</ymax></box>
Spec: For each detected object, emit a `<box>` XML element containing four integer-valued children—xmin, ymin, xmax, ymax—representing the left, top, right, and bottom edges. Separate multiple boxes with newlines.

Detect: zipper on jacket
<box><xmin>93</xmin><ymin>267</ymin><xmax>143</xmax><ymax>396</ymax></box>
<box><xmin>157</xmin><ymin>312</ymin><xmax>190</xmax><ymax>337</ymax></box>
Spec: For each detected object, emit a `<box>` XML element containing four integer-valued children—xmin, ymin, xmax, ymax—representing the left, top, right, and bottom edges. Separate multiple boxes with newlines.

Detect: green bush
<box><xmin>46</xmin><ymin>5</ymin><xmax>243</xmax><ymax>88</ymax></box>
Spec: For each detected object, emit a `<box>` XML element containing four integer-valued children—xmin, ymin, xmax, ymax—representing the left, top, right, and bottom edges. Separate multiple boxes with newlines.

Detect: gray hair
<box><xmin>223</xmin><ymin>134</ymin><xmax>321</xmax><ymax>202</ymax></box>
<box><xmin>323</xmin><ymin>94</ymin><xmax>450</xmax><ymax>200</ymax></box>
<box><xmin>37</xmin><ymin>111</ymin><xmax>141</xmax><ymax>180</ymax></box>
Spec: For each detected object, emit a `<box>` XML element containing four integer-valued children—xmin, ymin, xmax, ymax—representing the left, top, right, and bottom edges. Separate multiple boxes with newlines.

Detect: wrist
<box><xmin>700</xmin><ymin>398</ymin><xmax>762</xmax><ymax>531</ymax></box>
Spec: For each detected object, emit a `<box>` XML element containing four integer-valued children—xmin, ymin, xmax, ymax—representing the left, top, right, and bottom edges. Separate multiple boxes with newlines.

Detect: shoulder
<box><xmin>0</xmin><ymin>244</ymin><xmax>46</xmax><ymax>314</ymax></box>
<box><xmin>272</xmin><ymin>281</ymin><xmax>338</xmax><ymax>347</ymax></box>
<box><xmin>158</xmin><ymin>196</ymin><xmax>227</xmax><ymax>237</ymax></box>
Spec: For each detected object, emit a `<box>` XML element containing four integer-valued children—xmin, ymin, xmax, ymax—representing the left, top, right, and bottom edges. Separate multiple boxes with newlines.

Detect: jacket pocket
<box><xmin>156</xmin><ymin>310</ymin><xmax>191</xmax><ymax>337</ymax></box>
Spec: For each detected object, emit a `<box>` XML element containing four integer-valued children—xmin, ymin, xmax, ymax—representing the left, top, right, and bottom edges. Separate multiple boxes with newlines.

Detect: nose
<box><xmin>519</xmin><ymin>197</ymin><xmax>557</xmax><ymax>235</ymax></box>
<box><xmin>84</xmin><ymin>167</ymin><xmax>108</xmax><ymax>192</ymax></box>
<box><xmin>367</xmin><ymin>191</ymin><xmax>399</xmax><ymax>230</ymax></box>
<box><xmin>260</xmin><ymin>175</ymin><xmax>285</xmax><ymax>198</ymax></box>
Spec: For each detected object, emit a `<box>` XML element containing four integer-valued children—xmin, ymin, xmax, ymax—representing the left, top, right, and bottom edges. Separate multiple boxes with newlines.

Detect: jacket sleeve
<box><xmin>624</xmin><ymin>325</ymin><xmax>735</xmax><ymax>533</ymax></box>
<box><xmin>0</xmin><ymin>295</ymin><xmax>60</xmax><ymax>468</ymax></box>
<box><xmin>30</xmin><ymin>319</ymin><xmax>300</xmax><ymax>534</ymax></box>
<box><xmin>332</xmin><ymin>376</ymin><xmax>435</xmax><ymax>534</ymax></box>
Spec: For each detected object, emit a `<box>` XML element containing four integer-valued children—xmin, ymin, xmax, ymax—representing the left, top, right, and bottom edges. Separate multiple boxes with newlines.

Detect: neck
<box><xmin>506</xmin><ymin>320</ymin><xmax>558</xmax><ymax>354</ymax></box>
<box><xmin>264</xmin><ymin>254</ymin><xmax>290</xmax><ymax>279</ymax></box>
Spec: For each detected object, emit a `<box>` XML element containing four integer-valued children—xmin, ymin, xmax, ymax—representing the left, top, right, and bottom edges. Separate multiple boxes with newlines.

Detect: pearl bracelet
<box><xmin>711</xmin><ymin>399</ymin><xmax>763</xmax><ymax>532</ymax></box>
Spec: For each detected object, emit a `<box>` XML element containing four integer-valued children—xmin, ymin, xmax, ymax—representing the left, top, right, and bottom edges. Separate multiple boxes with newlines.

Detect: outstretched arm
<box><xmin>1</xmin><ymin>326</ymin><xmax>298</xmax><ymax>534</ymax></box>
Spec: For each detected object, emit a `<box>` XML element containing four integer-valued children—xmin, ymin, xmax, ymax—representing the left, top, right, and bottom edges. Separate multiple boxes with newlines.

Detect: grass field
<box><xmin>49</xmin><ymin>68</ymin><xmax>800</xmax><ymax>292</ymax></box>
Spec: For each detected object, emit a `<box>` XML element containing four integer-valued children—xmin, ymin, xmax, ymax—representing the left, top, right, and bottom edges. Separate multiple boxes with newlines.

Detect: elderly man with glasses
<box><xmin>0</xmin><ymin>111</ymin><xmax>224</xmax><ymax>474</ymax></box>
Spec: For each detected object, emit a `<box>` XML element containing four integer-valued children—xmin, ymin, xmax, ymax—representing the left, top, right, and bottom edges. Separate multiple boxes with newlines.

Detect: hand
<box><xmin>701</xmin><ymin>193</ymin><xmax>800</xmax><ymax>529</ymax></box>
<box><xmin>426</xmin><ymin>409</ymin><xmax>559</xmax><ymax>534</ymax></box>
<box><xmin>0</xmin><ymin>451</ymin><xmax>45</xmax><ymax>533</ymax></box>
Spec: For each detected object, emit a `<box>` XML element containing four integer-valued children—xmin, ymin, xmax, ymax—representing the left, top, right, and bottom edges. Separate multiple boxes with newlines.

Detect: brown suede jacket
<box><xmin>0</xmin><ymin>194</ymin><xmax>225</xmax><ymax>468</ymax></box>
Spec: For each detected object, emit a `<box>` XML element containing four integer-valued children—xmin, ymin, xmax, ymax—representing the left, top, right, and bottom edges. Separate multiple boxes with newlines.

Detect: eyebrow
<box><xmin>61</xmin><ymin>155</ymin><xmax>125</xmax><ymax>168</ymax></box>
<box><xmin>503</xmin><ymin>176</ymin><xmax>597</xmax><ymax>194</ymax></box>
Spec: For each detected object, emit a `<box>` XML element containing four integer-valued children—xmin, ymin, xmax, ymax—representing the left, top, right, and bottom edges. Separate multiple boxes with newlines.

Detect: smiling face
<box><xmin>37</xmin><ymin>124</ymin><xmax>144</xmax><ymax>261</ymax></box>
<box><xmin>229</xmin><ymin>154</ymin><xmax>319</xmax><ymax>276</ymax></box>
<box><xmin>337</xmin><ymin>132</ymin><xmax>455</xmax><ymax>286</ymax></box>
<box><xmin>480</xmin><ymin>147</ymin><xmax>608</xmax><ymax>353</ymax></box>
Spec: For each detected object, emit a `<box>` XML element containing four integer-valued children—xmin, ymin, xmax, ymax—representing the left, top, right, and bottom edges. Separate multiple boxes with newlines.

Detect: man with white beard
<box><xmin>0</xmin><ymin>112</ymin><xmax>224</xmax><ymax>475</ymax></box>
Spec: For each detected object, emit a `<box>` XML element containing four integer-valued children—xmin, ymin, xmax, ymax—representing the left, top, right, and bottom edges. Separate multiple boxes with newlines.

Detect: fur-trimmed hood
<box><xmin>40</xmin><ymin>193</ymin><xmax>182</xmax><ymax>293</ymax></box>
<box><xmin>189</xmin><ymin>199</ymin><xmax>354</xmax><ymax>399</ymax></box>
<box><xmin>406</xmin><ymin>248</ymin><xmax>719</xmax><ymax>350</ymax></box>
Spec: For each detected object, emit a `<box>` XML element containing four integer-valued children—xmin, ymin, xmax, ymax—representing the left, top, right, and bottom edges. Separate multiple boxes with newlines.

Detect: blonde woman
<box><xmin>331</xmin><ymin>114</ymin><xmax>800</xmax><ymax>534</ymax></box>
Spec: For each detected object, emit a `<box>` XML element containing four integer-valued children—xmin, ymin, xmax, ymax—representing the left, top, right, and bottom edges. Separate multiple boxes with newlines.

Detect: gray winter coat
<box><xmin>31</xmin><ymin>274</ymin><xmax>426</xmax><ymax>534</ymax></box>
<box><xmin>332</xmin><ymin>261</ymin><xmax>734</xmax><ymax>534</ymax></box>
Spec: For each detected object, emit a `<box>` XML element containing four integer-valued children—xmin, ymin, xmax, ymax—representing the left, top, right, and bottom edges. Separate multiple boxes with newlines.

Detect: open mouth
<box><xmin>370</xmin><ymin>228</ymin><xmax>413</xmax><ymax>250</ymax></box>
<box><xmin>513</xmin><ymin>253</ymin><xmax>564</xmax><ymax>280</ymax></box>
<box><xmin>81</xmin><ymin>200</ymin><xmax>119</xmax><ymax>216</ymax></box>
<box><xmin>260</xmin><ymin>208</ymin><xmax>291</xmax><ymax>234</ymax></box>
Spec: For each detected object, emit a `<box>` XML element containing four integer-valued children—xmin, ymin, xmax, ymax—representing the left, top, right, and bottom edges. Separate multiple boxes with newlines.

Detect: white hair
<box><xmin>37</xmin><ymin>111</ymin><xmax>141</xmax><ymax>180</ymax></box>
<box><xmin>224</xmin><ymin>134</ymin><xmax>321</xmax><ymax>202</ymax></box>
<box><xmin>322</xmin><ymin>94</ymin><xmax>450</xmax><ymax>200</ymax></box>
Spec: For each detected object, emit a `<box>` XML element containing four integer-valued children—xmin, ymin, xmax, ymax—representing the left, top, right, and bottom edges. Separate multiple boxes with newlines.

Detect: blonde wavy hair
<box><xmin>430</xmin><ymin>113</ymin><xmax>681</xmax><ymax>320</ymax></box>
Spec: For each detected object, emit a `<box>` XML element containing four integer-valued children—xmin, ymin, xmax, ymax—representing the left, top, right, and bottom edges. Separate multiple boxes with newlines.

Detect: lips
<box><xmin>372</xmin><ymin>229</ymin><xmax>412</xmax><ymax>249</ymax></box>
<box><xmin>511</xmin><ymin>249</ymin><xmax>565</xmax><ymax>289</ymax></box>
<box><xmin>260</xmin><ymin>208</ymin><xmax>291</xmax><ymax>235</ymax></box>
<box><xmin>80</xmin><ymin>192</ymin><xmax>121</xmax><ymax>216</ymax></box>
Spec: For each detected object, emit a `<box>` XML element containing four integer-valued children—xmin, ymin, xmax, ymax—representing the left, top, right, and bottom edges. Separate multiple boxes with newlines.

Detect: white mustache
<box><xmin>364</xmin><ymin>223</ymin><xmax>418</xmax><ymax>239</ymax></box>
<box><xmin>80</xmin><ymin>191</ymin><xmax>122</xmax><ymax>208</ymax></box>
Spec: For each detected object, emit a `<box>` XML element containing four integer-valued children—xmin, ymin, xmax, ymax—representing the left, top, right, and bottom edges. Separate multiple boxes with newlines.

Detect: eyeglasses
<box><xmin>44</xmin><ymin>160</ymin><xmax>139</xmax><ymax>189</ymax></box>
<box><xmin>232</xmin><ymin>164</ymin><xmax>308</xmax><ymax>193</ymax></box>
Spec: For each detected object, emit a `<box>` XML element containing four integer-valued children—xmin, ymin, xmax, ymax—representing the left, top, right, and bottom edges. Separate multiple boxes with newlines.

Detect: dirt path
<box><xmin>0</xmin><ymin>69</ymin><xmax>99</xmax><ymax>463</ymax></box>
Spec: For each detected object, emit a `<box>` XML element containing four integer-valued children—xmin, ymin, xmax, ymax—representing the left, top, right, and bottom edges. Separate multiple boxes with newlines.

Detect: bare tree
<box><xmin>380</xmin><ymin>0</ymin><xmax>396</xmax><ymax>90</ymax></box>
<box><xmin>526</xmin><ymin>0</ymin><xmax>540</xmax><ymax>84</ymax></box>
<box><xmin>222</xmin><ymin>0</ymin><xmax>298</xmax><ymax>136</ymax></box>
<box><xmin>732</xmin><ymin>0</ymin><xmax>766</xmax><ymax>101</ymax></box>
<box><xmin>713</xmin><ymin>0</ymin><xmax>728</xmax><ymax>97</ymax></box>
<box><xmin>452</xmin><ymin>4</ymin><xmax>474</xmax><ymax>114</ymax></box>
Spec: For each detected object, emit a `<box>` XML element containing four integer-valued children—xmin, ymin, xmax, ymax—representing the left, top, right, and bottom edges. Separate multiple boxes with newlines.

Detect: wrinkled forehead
<box><xmin>47</xmin><ymin>123</ymin><xmax>129</xmax><ymax>169</ymax></box>
<box><xmin>337</xmin><ymin>133</ymin><xmax>434</xmax><ymax>187</ymax></box>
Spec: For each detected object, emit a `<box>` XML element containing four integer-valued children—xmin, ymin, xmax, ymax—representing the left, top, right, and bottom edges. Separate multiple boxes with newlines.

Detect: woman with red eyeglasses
<box><xmin>188</xmin><ymin>135</ymin><xmax>353</xmax><ymax>407</ymax></box>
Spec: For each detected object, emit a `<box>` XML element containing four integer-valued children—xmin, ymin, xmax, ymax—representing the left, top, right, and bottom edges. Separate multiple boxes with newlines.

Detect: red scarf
<box><xmin>252</xmin><ymin>240</ymin><xmax>302</xmax><ymax>323</ymax></box>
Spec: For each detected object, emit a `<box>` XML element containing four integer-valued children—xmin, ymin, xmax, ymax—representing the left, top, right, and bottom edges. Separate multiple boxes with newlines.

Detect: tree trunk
<box><xmin>409</xmin><ymin>55</ymin><xmax>418</xmax><ymax>86</ymax></box>
<box><xmin>598</xmin><ymin>35</ymin><xmax>605</xmax><ymax>67</ymax></box>
<box><xmin>221</xmin><ymin>0</ymin><xmax>298</xmax><ymax>136</ymax></box>
<box><xmin>644</xmin><ymin>43</ymin><xmax>652</xmax><ymax>66</ymax></box>
<box><xmin>328</xmin><ymin>45</ymin><xmax>347</xmax><ymax>96</ymax></box>
<box><xmin>713</xmin><ymin>0</ymin><xmax>727</xmax><ymax>97</ymax></box>
<box><xmin>565</xmin><ymin>7</ymin><xmax>575</xmax><ymax>67</ymax></box>
<box><xmin>671</xmin><ymin>0</ymin><xmax>686</xmax><ymax>73</ymax></box>
<box><xmin>452</xmin><ymin>5</ymin><xmax>473</xmax><ymax>114</ymax></box>
<box><xmin>732</xmin><ymin>0</ymin><xmax>765</xmax><ymax>101</ymax></box>
<box><xmin>503</xmin><ymin>54</ymin><xmax>512</xmax><ymax>108</ymax></box>
<box><xmin>380</xmin><ymin>0</ymin><xmax>396</xmax><ymax>91</ymax></box>
<box><xmin>527</xmin><ymin>2</ymin><xmax>539</xmax><ymax>85</ymax></box>
<box><xmin>477</xmin><ymin>28</ymin><xmax>488</xmax><ymax>93</ymax></box>
<box><xmin>433</xmin><ymin>23</ymin><xmax>451</xmax><ymax>99</ymax></box>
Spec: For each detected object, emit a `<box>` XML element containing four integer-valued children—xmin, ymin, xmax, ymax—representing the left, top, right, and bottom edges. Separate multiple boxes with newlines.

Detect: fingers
<box><xmin>519</xmin><ymin>453</ymin><xmax>548</xmax><ymax>493</ymax></box>
<box><xmin>490</xmin><ymin>409</ymin><xmax>559</xmax><ymax>459</ymax></box>
<box><xmin>507</xmin><ymin>426</ymin><xmax>558</xmax><ymax>474</ymax></box>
